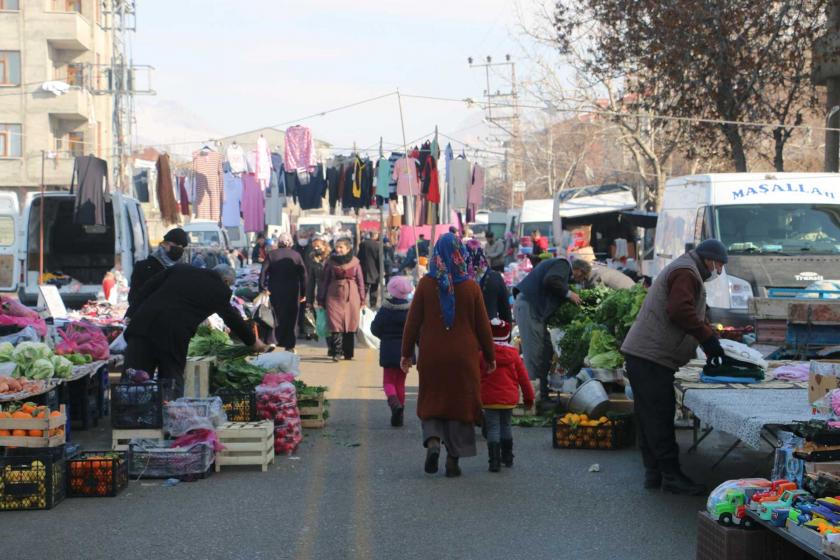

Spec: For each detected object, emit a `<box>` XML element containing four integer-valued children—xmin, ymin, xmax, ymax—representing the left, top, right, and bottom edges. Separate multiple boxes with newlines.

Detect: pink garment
<box><xmin>383</xmin><ymin>367</ymin><xmax>406</xmax><ymax>406</ymax></box>
<box><xmin>241</xmin><ymin>173</ymin><xmax>265</xmax><ymax>233</ymax></box>
<box><xmin>192</xmin><ymin>150</ymin><xmax>224</xmax><ymax>221</ymax></box>
<box><xmin>396</xmin><ymin>224</ymin><xmax>455</xmax><ymax>252</ymax></box>
<box><xmin>468</xmin><ymin>164</ymin><xmax>484</xmax><ymax>207</ymax></box>
<box><xmin>392</xmin><ymin>157</ymin><xmax>420</xmax><ymax>196</ymax></box>
<box><xmin>256</xmin><ymin>136</ymin><xmax>272</xmax><ymax>184</ymax></box>
<box><xmin>284</xmin><ymin>125</ymin><xmax>315</xmax><ymax>172</ymax></box>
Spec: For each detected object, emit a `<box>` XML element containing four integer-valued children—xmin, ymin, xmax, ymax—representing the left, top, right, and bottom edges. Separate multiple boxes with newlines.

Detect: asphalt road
<box><xmin>3</xmin><ymin>341</ymin><xmax>773</xmax><ymax>560</ymax></box>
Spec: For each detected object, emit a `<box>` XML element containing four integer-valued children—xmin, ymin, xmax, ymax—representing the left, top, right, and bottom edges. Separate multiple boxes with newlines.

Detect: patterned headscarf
<box><xmin>464</xmin><ymin>238</ymin><xmax>488</xmax><ymax>282</ymax></box>
<box><xmin>426</xmin><ymin>233</ymin><xmax>469</xmax><ymax>329</ymax></box>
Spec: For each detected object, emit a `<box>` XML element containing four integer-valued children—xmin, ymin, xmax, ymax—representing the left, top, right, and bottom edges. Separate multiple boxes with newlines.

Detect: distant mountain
<box><xmin>134</xmin><ymin>99</ymin><xmax>221</xmax><ymax>161</ymax></box>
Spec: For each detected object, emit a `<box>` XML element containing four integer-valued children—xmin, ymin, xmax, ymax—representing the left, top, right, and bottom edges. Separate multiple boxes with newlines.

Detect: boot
<box><xmin>501</xmin><ymin>439</ymin><xmax>514</xmax><ymax>468</ymax></box>
<box><xmin>445</xmin><ymin>455</ymin><xmax>461</xmax><ymax>478</ymax></box>
<box><xmin>488</xmin><ymin>443</ymin><xmax>502</xmax><ymax>473</ymax></box>
<box><xmin>662</xmin><ymin>471</ymin><xmax>706</xmax><ymax>496</ymax></box>
<box><xmin>424</xmin><ymin>440</ymin><xmax>440</xmax><ymax>474</ymax></box>
<box><xmin>644</xmin><ymin>469</ymin><xmax>662</xmax><ymax>489</ymax></box>
<box><xmin>387</xmin><ymin>396</ymin><xmax>403</xmax><ymax>427</ymax></box>
<box><xmin>394</xmin><ymin>407</ymin><xmax>404</xmax><ymax>427</ymax></box>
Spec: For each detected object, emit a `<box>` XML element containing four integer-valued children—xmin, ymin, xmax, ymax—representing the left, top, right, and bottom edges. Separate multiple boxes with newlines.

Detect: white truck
<box><xmin>652</xmin><ymin>173</ymin><xmax>840</xmax><ymax>325</ymax></box>
<box><xmin>518</xmin><ymin>199</ymin><xmax>555</xmax><ymax>244</ymax></box>
<box><xmin>0</xmin><ymin>191</ymin><xmax>149</xmax><ymax>307</ymax></box>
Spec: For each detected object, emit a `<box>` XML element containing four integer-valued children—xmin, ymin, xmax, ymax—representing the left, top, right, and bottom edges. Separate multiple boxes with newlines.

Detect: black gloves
<box><xmin>701</xmin><ymin>335</ymin><xmax>725</xmax><ymax>366</ymax></box>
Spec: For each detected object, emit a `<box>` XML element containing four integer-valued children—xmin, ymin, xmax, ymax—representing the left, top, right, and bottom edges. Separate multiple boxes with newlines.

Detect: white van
<box><xmin>652</xmin><ymin>173</ymin><xmax>840</xmax><ymax>325</ymax></box>
<box><xmin>296</xmin><ymin>214</ymin><xmax>357</xmax><ymax>241</ymax></box>
<box><xmin>0</xmin><ymin>191</ymin><xmax>150</xmax><ymax>307</ymax></box>
<box><xmin>518</xmin><ymin>199</ymin><xmax>555</xmax><ymax>243</ymax></box>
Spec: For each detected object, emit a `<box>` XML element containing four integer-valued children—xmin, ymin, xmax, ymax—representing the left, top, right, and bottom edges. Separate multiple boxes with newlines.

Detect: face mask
<box><xmin>167</xmin><ymin>246</ymin><xmax>184</xmax><ymax>261</ymax></box>
<box><xmin>298</xmin><ymin>238</ymin><xmax>309</xmax><ymax>247</ymax></box>
<box><xmin>705</xmin><ymin>269</ymin><xmax>719</xmax><ymax>283</ymax></box>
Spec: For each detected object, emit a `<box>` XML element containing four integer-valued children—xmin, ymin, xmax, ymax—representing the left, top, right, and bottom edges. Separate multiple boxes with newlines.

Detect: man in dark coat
<box><xmin>124</xmin><ymin>264</ymin><xmax>268</xmax><ymax>396</ymax></box>
<box><xmin>357</xmin><ymin>230</ymin><xmax>382</xmax><ymax>308</ymax></box>
<box><xmin>128</xmin><ymin>228</ymin><xmax>189</xmax><ymax>308</ymax></box>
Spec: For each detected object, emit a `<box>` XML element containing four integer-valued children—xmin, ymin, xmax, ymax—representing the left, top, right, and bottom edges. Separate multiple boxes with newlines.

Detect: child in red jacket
<box><xmin>481</xmin><ymin>318</ymin><xmax>535</xmax><ymax>472</ymax></box>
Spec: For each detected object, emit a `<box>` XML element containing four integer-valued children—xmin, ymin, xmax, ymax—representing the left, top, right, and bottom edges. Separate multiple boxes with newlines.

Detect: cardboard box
<box><xmin>809</xmin><ymin>361</ymin><xmax>840</xmax><ymax>404</ymax></box>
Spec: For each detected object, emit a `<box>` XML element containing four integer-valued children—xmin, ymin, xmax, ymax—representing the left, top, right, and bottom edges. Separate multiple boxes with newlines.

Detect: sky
<box><xmin>131</xmin><ymin>0</ymin><xmax>548</xmax><ymax>161</ymax></box>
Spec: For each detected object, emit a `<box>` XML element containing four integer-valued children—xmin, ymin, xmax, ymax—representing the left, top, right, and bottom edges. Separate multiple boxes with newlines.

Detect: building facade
<box><xmin>0</xmin><ymin>0</ymin><xmax>113</xmax><ymax>201</ymax></box>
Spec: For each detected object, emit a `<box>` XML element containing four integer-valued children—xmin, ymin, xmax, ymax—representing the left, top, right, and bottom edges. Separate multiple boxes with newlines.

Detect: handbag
<box><xmin>253</xmin><ymin>291</ymin><xmax>276</xmax><ymax>329</ymax></box>
<box><xmin>315</xmin><ymin>308</ymin><xmax>328</xmax><ymax>340</ymax></box>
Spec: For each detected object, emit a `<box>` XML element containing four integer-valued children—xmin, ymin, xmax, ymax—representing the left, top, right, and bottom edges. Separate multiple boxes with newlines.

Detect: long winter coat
<box><xmin>318</xmin><ymin>256</ymin><xmax>365</xmax><ymax>333</ymax></box>
<box><xmin>401</xmin><ymin>276</ymin><xmax>495</xmax><ymax>424</ymax></box>
<box><xmin>370</xmin><ymin>297</ymin><xmax>411</xmax><ymax>368</ymax></box>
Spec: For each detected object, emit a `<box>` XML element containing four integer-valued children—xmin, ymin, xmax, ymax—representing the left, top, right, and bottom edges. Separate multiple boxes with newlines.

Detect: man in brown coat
<box><xmin>621</xmin><ymin>239</ymin><xmax>727</xmax><ymax>495</ymax></box>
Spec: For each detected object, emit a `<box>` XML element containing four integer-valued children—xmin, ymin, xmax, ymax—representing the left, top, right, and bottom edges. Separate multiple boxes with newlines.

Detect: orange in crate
<box><xmin>66</xmin><ymin>452</ymin><xmax>128</xmax><ymax>498</ymax></box>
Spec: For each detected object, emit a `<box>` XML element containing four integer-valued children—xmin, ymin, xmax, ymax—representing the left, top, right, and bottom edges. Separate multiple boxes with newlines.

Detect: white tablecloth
<box><xmin>682</xmin><ymin>389</ymin><xmax>812</xmax><ymax>449</ymax></box>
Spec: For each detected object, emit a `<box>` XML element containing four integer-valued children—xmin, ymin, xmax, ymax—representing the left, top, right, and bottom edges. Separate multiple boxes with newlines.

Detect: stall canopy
<box><xmin>555</xmin><ymin>184</ymin><xmax>637</xmax><ymax>218</ymax></box>
<box><xmin>619</xmin><ymin>210</ymin><xmax>658</xmax><ymax>229</ymax></box>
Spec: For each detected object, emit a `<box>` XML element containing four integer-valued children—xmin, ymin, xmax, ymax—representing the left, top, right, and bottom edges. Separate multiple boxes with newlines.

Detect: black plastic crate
<box><xmin>69</xmin><ymin>373</ymin><xmax>100</xmax><ymax>430</ymax></box>
<box><xmin>110</xmin><ymin>380</ymin><xmax>173</xmax><ymax>429</ymax></box>
<box><xmin>215</xmin><ymin>388</ymin><xmax>256</xmax><ymax>422</ymax></box>
<box><xmin>67</xmin><ymin>451</ymin><xmax>128</xmax><ymax>497</ymax></box>
<box><xmin>0</xmin><ymin>454</ymin><xmax>65</xmax><ymax>511</ymax></box>
<box><xmin>127</xmin><ymin>439</ymin><xmax>214</xmax><ymax>480</ymax></box>
<box><xmin>552</xmin><ymin>413</ymin><xmax>635</xmax><ymax>450</ymax></box>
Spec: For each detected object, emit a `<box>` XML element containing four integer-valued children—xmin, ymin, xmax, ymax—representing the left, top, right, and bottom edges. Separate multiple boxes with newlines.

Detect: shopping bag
<box><xmin>356</xmin><ymin>308</ymin><xmax>380</xmax><ymax>350</ymax></box>
<box><xmin>253</xmin><ymin>291</ymin><xmax>275</xmax><ymax>329</ymax></box>
<box><xmin>315</xmin><ymin>308</ymin><xmax>328</xmax><ymax>340</ymax></box>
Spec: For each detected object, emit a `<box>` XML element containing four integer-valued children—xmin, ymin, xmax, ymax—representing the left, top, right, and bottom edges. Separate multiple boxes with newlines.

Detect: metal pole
<box><xmin>396</xmin><ymin>90</ymin><xmax>422</xmax><ymax>282</ymax></box>
<box><xmin>39</xmin><ymin>150</ymin><xmax>45</xmax><ymax>284</ymax></box>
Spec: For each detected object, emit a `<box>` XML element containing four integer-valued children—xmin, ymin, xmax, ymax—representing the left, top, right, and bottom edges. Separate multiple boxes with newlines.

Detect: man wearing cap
<box><xmin>128</xmin><ymin>228</ymin><xmax>189</xmax><ymax>308</ymax></box>
<box><xmin>621</xmin><ymin>239</ymin><xmax>728</xmax><ymax>495</ymax></box>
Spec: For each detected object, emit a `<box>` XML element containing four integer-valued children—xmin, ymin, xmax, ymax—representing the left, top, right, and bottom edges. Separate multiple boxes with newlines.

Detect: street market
<box><xmin>3</xmin><ymin>2</ymin><xmax>840</xmax><ymax>560</ymax></box>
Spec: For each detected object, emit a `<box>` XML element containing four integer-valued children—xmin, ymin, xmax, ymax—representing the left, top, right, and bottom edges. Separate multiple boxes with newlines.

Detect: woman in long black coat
<box><xmin>260</xmin><ymin>233</ymin><xmax>306</xmax><ymax>351</ymax></box>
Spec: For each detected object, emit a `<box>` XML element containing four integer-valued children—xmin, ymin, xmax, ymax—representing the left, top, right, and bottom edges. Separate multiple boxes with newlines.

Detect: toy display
<box><xmin>706</xmin><ymin>479</ymin><xmax>772</xmax><ymax>528</ymax></box>
<box><xmin>749</xmin><ymin>479</ymin><xmax>797</xmax><ymax>510</ymax></box>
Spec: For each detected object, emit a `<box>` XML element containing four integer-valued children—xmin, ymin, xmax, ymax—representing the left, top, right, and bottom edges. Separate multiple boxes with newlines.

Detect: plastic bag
<box><xmin>163</xmin><ymin>396</ymin><xmax>227</xmax><ymax>436</ymax></box>
<box><xmin>0</xmin><ymin>326</ymin><xmax>41</xmax><ymax>346</ymax></box>
<box><xmin>253</xmin><ymin>291</ymin><xmax>275</xmax><ymax>328</ymax></box>
<box><xmin>356</xmin><ymin>308</ymin><xmax>379</xmax><ymax>350</ymax></box>
<box><xmin>255</xmin><ymin>373</ymin><xmax>301</xmax><ymax>454</ymax></box>
<box><xmin>248</xmin><ymin>351</ymin><xmax>300</xmax><ymax>375</ymax></box>
<box><xmin>109</xmin><ymin>332</ymin><xmax>127</xmax><ymax>354</ymax></box>
<box><xmin>315</xmin><ymin>308</ymin><xmax>328</xmax><ymax>340</ymax></box>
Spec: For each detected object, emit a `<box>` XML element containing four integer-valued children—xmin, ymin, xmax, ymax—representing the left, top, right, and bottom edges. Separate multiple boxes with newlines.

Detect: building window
<box><xmin>0</xmin><ymin>0</ymin><xmax>21</xmax><ymax>10</ymax></box>
<box><xmin>68</xmin><ymin>131</ymin><xmax>84</xmax><ymax>157</ymax></box>
<box><xmin>55</xmin><ymin>63</ymin><xmax>85</xmax><ymax>87</ymax></box>
<box><xmin>0</xmin><ymin>124</ymin><xmax>22</xmax><ymax>157</ymax></box>
<box><xmin>0</xmin><ymin>51</ymin><xmax>21</xmax><ymax>86</ymax></box>
<box><xmin>50</xmin><ymin>0</ymin><xmax>81</xmax><ymax>13</ymax></box>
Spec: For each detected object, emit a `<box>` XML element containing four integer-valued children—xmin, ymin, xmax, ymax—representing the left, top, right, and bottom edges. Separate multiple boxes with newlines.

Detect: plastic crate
<box><xmin>110</xmin><ymin>380</ymin><xmax>172</xmax><ymax>429</ymax></box>
<box><xmin>0</xmin><ymin>454</ymin><xmax>65</xmax><ymax>511</ymax></box>
<box><xmin>215</xmin><ymin>388</ymin><xmax>256</xmax><ymax>422</ymax></box>
<box><xmin>127</xmin><ymin>439</ymin><xmax>214</xmax><ymax>480</ymax></box>
<box><xmin>552</xmin><ymin>413</ymin><xmax>635</xmax><ymax>450</ymax></box>
<box><xmin>67</xmin><ymin>451</ymin><xmax>128</xmax><ymax>497</ymax></box>
<box><xmin>696</xmin><ymin>511</ymin><xmax>764</xmax><ymax>560</ymax></box>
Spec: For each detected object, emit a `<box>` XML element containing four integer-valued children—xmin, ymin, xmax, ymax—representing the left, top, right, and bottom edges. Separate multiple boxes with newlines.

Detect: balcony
<box><xmin>25</xmin><ymin>154</ymin><xmax>75</xmax><ymax>187</ymax></box>
<box><xmin>43</xmin><ymin>12</ymin><xmax>92</xmax><ymax>52</ymax></box>
<box><xmin>29</xmin><ymin>88</ymin><xmax>91</xmax><ymax>121</ymax></box>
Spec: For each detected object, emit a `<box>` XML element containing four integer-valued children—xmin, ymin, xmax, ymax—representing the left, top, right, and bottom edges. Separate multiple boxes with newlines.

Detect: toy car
<box><xmin>757</xmin><ymin>489</ymin><xmax>813</xmax><ymax>521</ymax></box>
<box><xmin>770</xmin><ymin>508</ymin><xmax>790</xmax><ymax>527</ymax></box>
<box><xmin>709</xmin><ymin>489</ymin><xmax>757</xmax><ymax>528</ymax></box>
<box><xmin>811</xmin><ymin>504</ymin><xmax>840</xmax><ymax>526</ymax></box>
<box><xmin>750</xmin><ymin>479</ymin><xmax>797</xmax><ymax>510</ymax></box>
<box><xmin>790</xmin><ymin>501</ymin><xmax>822</xmax><ymax>526</ymax></box>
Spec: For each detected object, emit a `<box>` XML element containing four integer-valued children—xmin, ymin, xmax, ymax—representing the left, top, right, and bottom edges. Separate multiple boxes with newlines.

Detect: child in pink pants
<box><xmin>370</xmin><ymin>276</ymin><xmax>414</xmax><ymax>427</ymax></box>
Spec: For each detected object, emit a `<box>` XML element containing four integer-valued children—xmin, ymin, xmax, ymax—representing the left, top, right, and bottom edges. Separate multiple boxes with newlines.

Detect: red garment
<box><xmin>178</xmin><ymin>177</ymin><xmax>190</xmax><ymax>216</ymax></box>
<box><xmin>480</xmin><ymin>344</ymin><xmax>535</xmax><ymax>408</ymax></box>
<box><xmin>533</xmin><ymin>237</ymin><xmax>549</xmax><ymax>252</ymax></box>
<box><xmin>425</xmin><ymin>158</ymin><xmax>440</xmax><ymax>203</ymax></box>
<box><xmin>102</xmin><ymin>275</ymin><xmax>116</xmax><ymax>300</ymax></box>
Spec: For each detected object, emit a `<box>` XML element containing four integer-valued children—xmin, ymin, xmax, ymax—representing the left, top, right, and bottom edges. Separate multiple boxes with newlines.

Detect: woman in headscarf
<box><xmin>465</xmin><ymin>239</ymin><xmax>512</xmax><ymax>324</ymax></box>
<box><xmin>401</xmin><ymin>233</ymin><xmax>495</xmax><ymax>477</ymax></box>
<box><xmin>260</xmin><ymin>232</ymin><xmax>307</xmax><ymax>352</ymax></box>
<box><xmin>305</xmin><ymin>235</ymin><xmax>330</xmax><ymax>340</ymax></box>
<box><xmin>318</xmin><ymin>237</ymin><xmax>365</xmax><ymax>361</ymax></box>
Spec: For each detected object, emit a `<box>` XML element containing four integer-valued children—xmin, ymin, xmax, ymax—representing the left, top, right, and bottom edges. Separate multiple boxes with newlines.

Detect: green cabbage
<box><xmin>11</xmin><ymin>342</ymin><xmax>52</xmax><ymax>367</ymax></box>
<box><xmin>29</xmin><ymin>358</ymin><xmax>55</xmax><ymax>380</ymax></box>
<box><xmin>586</xmin><ymin>329</ymin><xmax>624</xmax><ymax>369</ymax></box>
<box><xmin>51</xmin><ymin>355</ymin><xmax>73</xmax><ymax>379</ymax></box>
<box><xmin>0</xmin><ymin>341</ymin><xmax>13</xmax><ymax>362</ymax></box>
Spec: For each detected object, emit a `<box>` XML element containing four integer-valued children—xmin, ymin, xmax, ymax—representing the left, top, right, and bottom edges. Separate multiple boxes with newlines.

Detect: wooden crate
<box><xmin>183</xmin><ymin>357</ymin><xmax>214</xmax><ymax>398</ymax></box>
<box><xmin>0</xmin><ymin>405</ymin><xmax>66</xmax><ymax>448</ymax></box>
<box><xmin>215</xmin><ymin>421</ymin><xmax>274</xmax><ymax>472</ymax></box>
<box><xmin>299</xmin><ymin>393</ymin><xmax>327</xmax><ymax>429</ymax></box>
<box><xmin>112</xmin><ymin>428</ymin><xmax>165</xmax><ymax>451</ymax></box>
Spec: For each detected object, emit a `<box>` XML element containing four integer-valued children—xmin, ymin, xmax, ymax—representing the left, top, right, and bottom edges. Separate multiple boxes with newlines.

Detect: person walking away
<box><xmin>481</xmin><ymin>318</ymin><xmax>534</xmax><ymax>472</ymax></box>
<box><xmin>401</xmin><ymin>233</ymin><xmax>496</xmax><ymax>477</ymax></box>
<box><xmin>465</xmin><ymin>239</ymin><xmax>511</xmax><ymax>323</ymax></box>
<box><xmin>191</xmin><ymin>250</ymin><xmax>207</xmax><ymax>269</ymax></box>
<box><xmin>513</xmin><ymin>257</ymin><xmax>581</xmax><ymax>408</ymax></box>
<box><xmin>571</xmin><ymin>259</ymin><xmax>636</xmax><ymax>290</ymax></box>
<box><xmin>252</xmin><ymin>233</ymin><xmax>268</xmax><ymax>264</ymax></box>
<box><xmin>484</xmin><ymin>231</ymin><xmax>505</xmax><ymax>272</ymax></box>
<box><xmin>305</xmin><ymin>236</ymin><xmax>330</xmax><ymax>340</ymax></box>
<box><xmin>371</xmin><ymin>276</ymin><xmax>414</xmax><ymax>427</ymax></box>
<box><xmin>358</xmin><ymin>230</ymin><xmax>383</xmax><ymax>308</ymax></box>
<box><xmin>318</xmin><ymin>237</ymin><xmax>365</xmax><ymax>361</ymax></box>
<box><xmin>260</xmin><ymin>233</ymin><xmax>307</xmax><ymax>352</ymax></box>
<box><xmin>124</xmin><ymin>264</ymin><xmax>268</xmax><ymax>397</ymax></box>
<box><xmin>621</xmin><ymin>239</ymin><xmax>727</xmax><ymax>495</ymax></box>
<box><xmin>293</xmin><ymin>229</ymin><xmax>314</xmax><ymax>338</ymax></box>
<box><xmin>128</xmin><ymin>228</ymin><xmax>189</xmax><ymax>308</ymax></box>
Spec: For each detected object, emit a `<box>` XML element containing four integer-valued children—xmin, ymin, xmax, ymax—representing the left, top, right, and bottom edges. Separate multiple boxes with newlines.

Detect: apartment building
<box><xmin>0</xmin><ymin>0</ymin><xmax>113</xmax><ymax>201</ymax></box>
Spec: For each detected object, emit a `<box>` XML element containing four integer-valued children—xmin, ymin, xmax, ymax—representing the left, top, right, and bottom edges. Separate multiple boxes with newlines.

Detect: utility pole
<box><xmin>98</xmin><ymin>0</ymin><xmax>155</xmax><ymax>192</ymax></box>
<box><xmin>814</xmin><ymin>0</ymin><xmax>840</xmax><ymax>172</ymax></box>
<box><xmin>467</xmin><ymin>55</ymin><xmax>523</xmax><ymax>209</ymax></box>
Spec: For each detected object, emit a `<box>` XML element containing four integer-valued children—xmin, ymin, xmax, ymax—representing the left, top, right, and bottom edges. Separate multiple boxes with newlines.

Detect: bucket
<box><xmin>568</xmin><ymin>379</ymin><xmax>610</xmax><ymax>418</ymax></box>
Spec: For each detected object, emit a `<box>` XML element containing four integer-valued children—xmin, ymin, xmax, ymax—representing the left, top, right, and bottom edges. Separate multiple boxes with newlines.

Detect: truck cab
<box><xmin>0</xmin><ymin>191</ymin><xmax>149</xmax><ymax>307</ymax></box>
<box><xmin>652</xmin><ymin>173</ymin><xmax>840</xmax><ymax>326</ymax></box>
<box><xmin>711</xmin><ymin>489</ymin><xmax>754</xmax><ymax>527</ymax></box>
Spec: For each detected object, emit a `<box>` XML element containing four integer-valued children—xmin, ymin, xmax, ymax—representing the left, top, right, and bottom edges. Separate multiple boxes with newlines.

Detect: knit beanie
<box><xmin>163</xmin><ymin>228</ymin><xmax>189</xmax><ymax>247</ymax></box>
<box><xmin>387</xmin><ymin>275</ymin><xmax>413</xmax><ymax>300</ymax></box>
<box><xmin>695</xmin><ymin>239</ymin><xmax>728</xmax><ymax>264</ymax></box>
